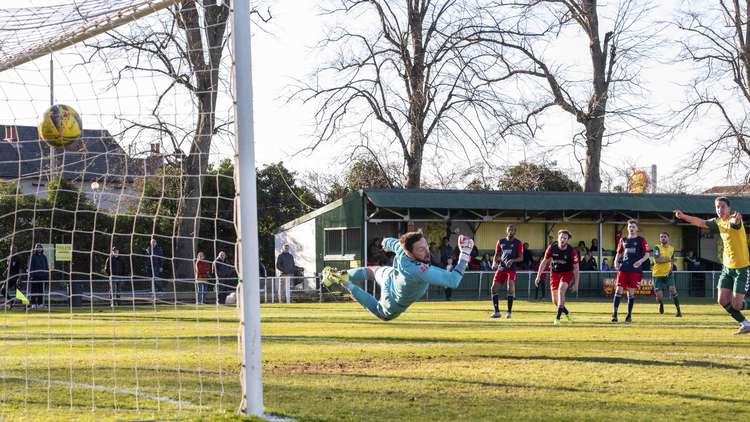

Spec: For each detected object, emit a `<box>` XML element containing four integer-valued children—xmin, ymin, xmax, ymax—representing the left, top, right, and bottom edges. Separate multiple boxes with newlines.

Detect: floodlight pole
<box><xmin>233</xmin><ymin>0</ymin><xmax>264</xmax><ymax>417</ymax></box>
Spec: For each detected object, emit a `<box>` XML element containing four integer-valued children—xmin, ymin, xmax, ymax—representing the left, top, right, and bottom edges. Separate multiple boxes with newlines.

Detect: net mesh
<box><xmin>0</xmin><ymin>0</ymin><xmax>244</xmax><ymax>419</ymax></box>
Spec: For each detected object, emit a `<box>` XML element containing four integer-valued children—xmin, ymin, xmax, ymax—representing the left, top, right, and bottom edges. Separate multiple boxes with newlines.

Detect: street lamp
<box><xmin>90</xmin><ymin>181</ymin><xmax>100</xmax><ymax>207</ymax></box>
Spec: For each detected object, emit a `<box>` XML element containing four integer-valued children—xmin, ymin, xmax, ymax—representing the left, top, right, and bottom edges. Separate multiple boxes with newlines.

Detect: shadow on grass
<box><xmin>470</xmin><ymin>354</ymin><xmax>747</xmax><ymax>370</ymax></box>
<box><xmin>299</xmin><ymin>371</ymin><xmax>750</xmax><ymax>405</ymax></box>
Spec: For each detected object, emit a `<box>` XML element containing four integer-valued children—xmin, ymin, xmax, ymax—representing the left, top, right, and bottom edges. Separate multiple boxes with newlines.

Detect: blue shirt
<box><xmin>618</xmin><ymin>236</ymin><xmax>648</xmax><ymax>273</ymax></box>
<box><xmin>379</xmin><ymin>238</ymin><xmax>464</xmax><ymax>317</ymax></box>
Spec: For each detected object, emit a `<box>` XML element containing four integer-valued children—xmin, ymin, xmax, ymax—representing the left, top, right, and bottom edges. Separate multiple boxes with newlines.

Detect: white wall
<box><xmin>275</xmin><ymin>218</ymin><xmax>317</xmax><ymax>289</ymax></box>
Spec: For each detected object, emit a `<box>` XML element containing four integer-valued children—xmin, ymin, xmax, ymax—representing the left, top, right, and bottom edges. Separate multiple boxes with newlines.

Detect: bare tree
<box><xmin>292</xmin><ymin>0</ymin><xmax>524</xmax><ymax>188</ymax></box>
<box><xmin>479</xmin><ymin>0</ymin><xmax>659</xmax><ymax>192</ymax></box>
<box><xmin>673</xmin><ymin>1</ymin><xmax>750</xmax><ymax>181</ymax></box>
<box><xmin>84</xmin><ymin>1</ymin><xmax>268</xmax><ymax>277</ymax></box>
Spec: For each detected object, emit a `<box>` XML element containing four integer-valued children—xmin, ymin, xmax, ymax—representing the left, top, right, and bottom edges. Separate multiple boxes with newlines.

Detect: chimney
<box><xmin>4</xmin><ymin>125</ymin><xmax>18</xmax><ymax>142</ymax></box>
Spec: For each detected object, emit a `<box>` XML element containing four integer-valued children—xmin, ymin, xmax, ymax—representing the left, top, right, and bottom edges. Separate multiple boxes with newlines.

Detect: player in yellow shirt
<box><xmin>675</xmin><ymin>196</ymin><xmax>750</xmax><ymax>335</ymax></box>
<box><xmin>651</xmin><ymin>232</ymin><xmax>682</xmax><ymax>317</ymax></box>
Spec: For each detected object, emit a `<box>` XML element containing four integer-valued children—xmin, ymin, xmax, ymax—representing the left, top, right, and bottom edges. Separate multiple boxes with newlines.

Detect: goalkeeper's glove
<box><xmin>458</xmin><ymin>235</ymin><xmax>474</xmax><ymax>256</ymax></box>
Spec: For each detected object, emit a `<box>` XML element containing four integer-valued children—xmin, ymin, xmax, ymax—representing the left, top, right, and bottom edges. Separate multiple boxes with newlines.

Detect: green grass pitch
<box><xmin>2</xmin><ymin>299</ymin><xmax>750</xmax><ymax>421</ymax></box>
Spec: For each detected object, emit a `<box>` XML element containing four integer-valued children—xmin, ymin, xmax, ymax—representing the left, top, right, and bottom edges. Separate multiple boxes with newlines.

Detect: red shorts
<box><xmin>616</xmin><ymin>272</ymin><xmax>642</xmax><ymax>289</ymax></box>
<box><xmin>550</xmin><ymin>272</ymin><xmax>574</xmax><ymax>291</ymax></box>
<box><xmin>493</xmin><ymin>270</ymin><xmax>517</xmax><ymax>284</ymax></box>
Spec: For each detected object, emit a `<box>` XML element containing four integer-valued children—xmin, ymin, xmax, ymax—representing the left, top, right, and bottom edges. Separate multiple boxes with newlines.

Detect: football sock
<box><xmin>723</xmin><ymin>303</ymin><xmax>746</xmax><ymax>324</ymax></box>
<box><xmin>658</xmin><ymin>299</ymin><xmax>663</xmax><ymax>306</ymax></box>
<box><xmin>507</xmin><ymin>295</ymin><xmax>514</xmax><ymax>313</ymax></box>
<box><xmin>627</xmin><ymin>296</ymin><xmax>635</xmax><ymax>316</ymax></box>
<box><xmin>492</xmin><ymin>294</ymin><xmax>499</xmax><ymax>312</ymax></box>
<box><xmin>673</xmin><ymin>295</ymin><xmax>681</xmax><ymax>313</ymax></box>
<box><xmin>612</xmin><ymin>294</ymin><xmax>622</xmax><ymax>315</ymax></box>
<box><xmin>556</xmin><ymin>306</ymin><xmax>564</xmax><ymax>320</ymax></box>
<box><xmin>562</xmin><ymin>306</ymin><xmax>569</xmax><ymax>315</ymax></box>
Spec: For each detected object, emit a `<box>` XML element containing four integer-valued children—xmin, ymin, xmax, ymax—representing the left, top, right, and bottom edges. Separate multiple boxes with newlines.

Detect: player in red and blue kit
<box><xmin>490</xmin><ymin>224</ymin><xmax>524</xmax><ymax>319</ymax></box>
<box><xmin>535</xmin><ymin>229</ymin><xmax>579</xmax><ymax>325</ymax></box>
<box><xmin>612</xmin><ymin>219</ymin><xmax>650</xmax><ymax>323</ymax></box>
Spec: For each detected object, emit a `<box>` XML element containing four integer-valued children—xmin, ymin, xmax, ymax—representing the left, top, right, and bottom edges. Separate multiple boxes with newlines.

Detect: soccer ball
<box><xmin>38</xmin><ymin>104</ymin><xmax>82</xmax><ymax>147</ymax></box>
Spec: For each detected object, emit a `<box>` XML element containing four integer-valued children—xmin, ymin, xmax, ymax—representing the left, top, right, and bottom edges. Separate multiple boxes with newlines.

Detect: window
<box><xmin>325</xmin><ymin>227</ymin><xmax>360</xmax><ymax>257</ymax></box>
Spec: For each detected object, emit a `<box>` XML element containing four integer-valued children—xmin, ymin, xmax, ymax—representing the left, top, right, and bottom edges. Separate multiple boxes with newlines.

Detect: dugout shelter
<box><xmin>276</xmin><ymin>189</ymin><xmax>750</xmax><ymax>294</ymax></box>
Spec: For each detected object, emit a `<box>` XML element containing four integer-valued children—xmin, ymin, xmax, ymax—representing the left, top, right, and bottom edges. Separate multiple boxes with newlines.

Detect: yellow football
<box><xmin>38</xmin><ymin>104</ymin><xmax>82</xmax><ymax>147</ymax></box>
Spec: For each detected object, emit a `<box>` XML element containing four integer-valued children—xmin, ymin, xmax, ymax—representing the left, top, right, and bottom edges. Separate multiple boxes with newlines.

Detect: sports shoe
<box><xmin>658</xmin><ymin>303</ymin><xmax>664</xmax><ymax>314</ymax></box>
<box><xmin>321</xmin><ymin>267</ymin><xmax>348</xmax><ymax>288</ymax></box>
<box><xmin>611</xmin><ymin>315</ymin><xmax>618</xmax><ymax>323</ymax></box>
<box><xmin>625</xmin><ymin>315</ymin><xmax>632</xmax><ymax>323</ymax></box>
<box><xmin>734</xmin><ymin>325</ymin><xmax>750</xmax><ymax>335</ymax></box>
<box><xmin>505</xmin><ymin>312</ymin><xmax>512</xmax><ymax>319</ymax></box>
<box><xmin>675</xmin><ymin>311</ymin><xmax>682</xmax><ymax>318</ymax></box>
<box><xmin>490</xmin><ymin>311</ymin><xmax>502</xmax><ymax>318</ymax></box>
<box><xmin>564</xmin><ymin>313</ymin><xmax>573</xmax><ymax>322</ymax></box>
<box><xmin>553</xmin><ymin>319</ymin><xmax>560</xmax><ymax>326</ymax></box>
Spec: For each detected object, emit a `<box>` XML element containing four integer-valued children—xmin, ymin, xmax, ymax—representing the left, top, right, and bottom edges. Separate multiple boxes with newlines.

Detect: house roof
<box><xmin>703</xmin><ymin>185</ymin><xmax>750</xmax><ymax>196</ymax></box>
<box><xmin>0</xmin><ymin>124</ymin><xmax>159</xmax><ymax>182</ymax></box>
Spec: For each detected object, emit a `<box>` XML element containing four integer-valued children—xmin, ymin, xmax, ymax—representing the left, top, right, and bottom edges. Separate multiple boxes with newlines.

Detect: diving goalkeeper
<box><xmin>322</xmin><ymin>230</ymin><xmax>473</xmax><ymax>320</ymax></box>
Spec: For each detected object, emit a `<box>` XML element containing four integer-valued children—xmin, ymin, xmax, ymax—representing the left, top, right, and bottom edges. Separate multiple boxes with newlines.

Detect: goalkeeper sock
<box><xmin>556</xmin><ymin>306</ymin><xmax>564</xmax><ymax>320</ymax></box>
<box><xmin>453</xmin><ymin>252</ymin><xmax>470</xmax><ymax>275</ymax></box>
<box><xmin>673</xmin><ymin>295</ymin><xmax>681</xmax><ymax>313</ymax></box>
<box><xmin>492</xmin><ymin>294</ymin><xmax>499</xmax><ymax>313</ymax></box>
<box><xmin>507</xmin><ymin>295</ymin><xmax>514</xmax><ymax>313</ymax></box>
<box><xmin>723</xmin><ymin>303</ymin><xmax>747</xmax><ymax>323</ymax></box>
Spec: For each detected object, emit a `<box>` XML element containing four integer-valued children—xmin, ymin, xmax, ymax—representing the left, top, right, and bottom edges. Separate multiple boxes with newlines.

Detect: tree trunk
<box><xmin>405</xmin><ymin>2</ymin><xmax>426</xmax><ymax>189</ymax></box>
<box><xmin>583</xmin><ymin>117</ymin><xmax>604</xmax><ymax>192</ymax></box>
<box><xmin>172</xmin><ymin>0</ymin><xmax>228</xmax><ymax>279</ymax></box>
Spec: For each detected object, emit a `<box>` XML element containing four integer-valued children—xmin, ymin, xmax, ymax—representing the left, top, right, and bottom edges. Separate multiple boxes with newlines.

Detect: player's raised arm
<box><xmin>382</xmin><ymin>237</ymin><xmax>402</xmax><ymax>253</ymax></box>
<box><xmin>674</xmin><ymin>210</ymin><xmax>709</xmax><ymax>229</ymax></box>
<box><xmin>410</xmin><ymin>235</ymin><xmax>475</xmax><ymax>288</ymax></box>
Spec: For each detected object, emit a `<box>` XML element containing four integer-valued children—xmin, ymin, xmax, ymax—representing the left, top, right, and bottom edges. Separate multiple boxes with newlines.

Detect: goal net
<box><xmin>0</xmin><ymin>0</ymin><xmax>262</xmax><ymax>419</ymax></box>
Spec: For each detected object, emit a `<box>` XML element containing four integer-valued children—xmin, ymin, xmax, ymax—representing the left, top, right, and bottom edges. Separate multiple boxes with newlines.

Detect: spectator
<box><xmin>439</xmin><ymin>237</ymin><xmax>453</xmax><ymax>268</ymax></box>
<box><xmin>685</xmin><ymin>250</ymin><xmax>701</xmax><ymax>271</ymax></box>
<box><xmin>28</xmin><ymin>243</ymin><xmax>48</xmax><ymax>309</ymax></box>
<box><xmin>195</xmin><ymin>251</ymin><xmax>212</xmax><ymax>304</ymax></box>
<box><xmin>480</xmin><ymin>253</ymin><xmax>492</xmax><ymax>272</ymax></box>
<box><xmin>601</xmin><ymin>258</ymin><xmax>611</xmax><ymax>271</ymax></box>
<box><xmin>580</xmin><ymin>252</ymin><xmax>598</xmax><ymax>271</ymax></box>
<box><xmin>576</xmin><ymin>241</ymin><xmax>589</xmax><ymax>258</ymax></box>
<box><xmin>522</xmin><ymin>242</ymin><xmax>533</xmax><ymax>270</ymax></box>
<box><xmin>468</xmin><ymin>253</ymin><xmax>482</xmax><ymax>271</ymax></box>
<box><xmin>259</xmin><ymin>259</ymin><xmax>267</xmax><ymax>278</ymax></box>
<box><xmin>276</xmin><ymin>244</ymin><xmax>296</xmax><ymax>276</ymax></box>
<box><xmin>590</xmin><ymin>238</ymin><xmax>600</xmax><ymax>252</ymax></box>
<box><xmin>445</xmin><ymin>257</ymin><xmax>454</xmax><ymax>301</ymax></box>
<box><xmin>3</xmin><ymin>244</ymin><xmax>24</xmax><ymax>304</ymax></box>
<box><xmin>429</xmin><ymin>241</ymin><xmax>442</xmax><ymax>268</ymax></box>
<box><xmin>145</xmin><ymin>238</ymin><xmax>165</xmax><ymax>293</ymax></box>
<box><xmin>368</xmin><ymin>237</ymin><xmax>386</xmax><ymax>265</ymax></box>
<box><xmin>104</xmin><ymin>246</ymin><xmax>128</xmax><ymax>305</ymax></box>
<box><xmin>214</xmin><ymin>251</ymin><xmax>237</xmax><ymax>304</ymax></box>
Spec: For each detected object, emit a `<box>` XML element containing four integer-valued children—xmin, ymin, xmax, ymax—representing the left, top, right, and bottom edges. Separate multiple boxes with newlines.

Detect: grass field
<box><xmin>2</xmin><ymin>299</ymin><xmax>750</xmax><ymax>421</ymax></box>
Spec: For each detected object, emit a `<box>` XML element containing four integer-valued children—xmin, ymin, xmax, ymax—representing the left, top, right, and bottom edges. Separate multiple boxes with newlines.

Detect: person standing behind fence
<box><xmin>104</xmin><ymin>246</ymin><xmax>128</xmax><ymax>306</ymax></box>
<box><xmin>3</xmin><ymin>245</ymin><xmax>24</xmax><ymax>305</ymax></box>
<box><xmin>145</xmin><ymin>238</ymin><xmax>165</xmax><ymax>294</ymax></box>
<box><xmin>213</xmin><ymin>251</ymin><xmax>237</xmax><ymax>304</ymax></box>
<box><xmin>276</xmin><ymin>244</ymin><xmax>296</xmax><ymax>302</ymax></box>
<box><xmin>194</xmin><ymin>251</ymin><xmax>212</xmax><ymax>305</ymax></box>
<box><xmin>28</xmin><ymin>243</ymin><xmax>48</xmax><ymax>309</ymax></box>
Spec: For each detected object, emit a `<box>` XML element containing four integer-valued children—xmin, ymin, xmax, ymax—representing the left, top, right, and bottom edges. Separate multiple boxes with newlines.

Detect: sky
<box><xmin>2</xmin><ymin>0</ymin><xmax>747</xmax><ymax>193</ymax></box>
